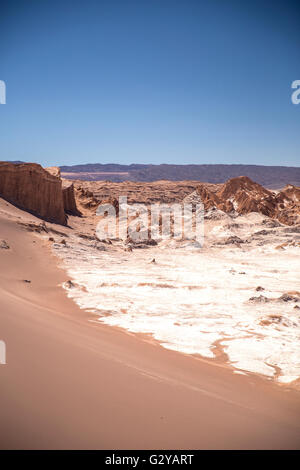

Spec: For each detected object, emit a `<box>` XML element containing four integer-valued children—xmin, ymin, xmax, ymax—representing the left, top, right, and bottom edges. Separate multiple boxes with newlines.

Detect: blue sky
<box><xmin>0</xmin><ymin>0</ymin><xmax>299</xmax><ymax>167</ymax></box>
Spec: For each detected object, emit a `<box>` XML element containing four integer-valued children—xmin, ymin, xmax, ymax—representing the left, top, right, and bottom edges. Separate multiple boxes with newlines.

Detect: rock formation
<box><xmin>194</xmin><ymin>176</ymin><xmax>300</xmax><ymax>225</ymax></box>
<box><xmin>45</xmin><ymin>168</ymin><xmax>81</xmax><ymax>216</ymax></box>
<box><xmin>0</xmin><ymin>162</ymin><xmax>67</xmax><ymax>225</ymax></box>
<box><xmin>45</xmin><ymin>166</ymin><xmax>61</xmax><ymax>178</ymax></box>
<box><xmin>72</xmin><ymin>180</ymin><xmax>206</xmax><ymax>205</ymax></box>
<box><xmin>62</xmin><ymin>181</ymin><xmax>82</xmax><ymax>216</ymax></box>
<box><xmin>0</xmin><ymin>162</ymin><xmax>82</xmax><ymax>224</ymax></box>
<box><xmin>76</xmin><ymin>187</ymin><xmax>100</xmax><ymax>211</ymax></box>
<box><xmin>273</xmin><ymin>185</ymin><xmax>300</xmax><ymax>225</ymax></box>
<box><xmin>98</xmin><ymin>197</ymin><xmax>119</xmax><ymax>215</ymax></box>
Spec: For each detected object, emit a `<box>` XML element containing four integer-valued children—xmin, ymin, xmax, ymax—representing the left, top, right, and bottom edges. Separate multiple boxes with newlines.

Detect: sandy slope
<box><xmin>0</xmin><ymin>199</ymin><xmax>300</xmax><ymax>449</ymax></box>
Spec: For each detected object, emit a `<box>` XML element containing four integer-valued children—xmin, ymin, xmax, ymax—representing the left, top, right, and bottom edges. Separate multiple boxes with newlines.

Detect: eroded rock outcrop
<box><xmin>45</xmin><ymin>168</ymin><xmax>81</xmax><ymax>216</ymax></box>
<box><xmin>62</xmin><ymin>181</ymin><xmax>82</xmax><ymax>216</ymax></box>
<box><xmin>98</xmin><ymin>197</ymin><xmax>119</xmax><ymax>215</ymax></box>
<box><xmin>45</xmin><ymin>166</ymin><xmax>61</xmax><ymax>178</ymax></box>
<box><xmin>274</xmin><ymin>185</ymin><xmax>300</xmax><ymax>225</ymax></box>
<box><xmin>0</xmin><ymin>162</ymin><xmax>67</xmax><ymax>225</ymax></box>
<box><xmin>194</xmin><ymin>176</ymin><xmax>300</xmax><ymax>225</ymax></box>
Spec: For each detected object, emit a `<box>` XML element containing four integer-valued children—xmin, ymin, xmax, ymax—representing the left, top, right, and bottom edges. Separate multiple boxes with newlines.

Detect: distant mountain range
<box><xmin>60</xmin><ymin>163</ymin><xmax>300</xmax><ymax>188</ymax></box>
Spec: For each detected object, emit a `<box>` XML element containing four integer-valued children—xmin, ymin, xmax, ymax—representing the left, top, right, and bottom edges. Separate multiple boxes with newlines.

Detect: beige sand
<box><xmin>0</xmin><ymin>201</ymin><xmax>300</xmax><ymax>449</ymax></box>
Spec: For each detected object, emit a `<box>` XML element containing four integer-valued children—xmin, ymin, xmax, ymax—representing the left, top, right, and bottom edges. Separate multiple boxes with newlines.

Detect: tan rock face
<box><xmin>45</xmin><ymin>166</ymin><xmax>61</xmax><ymax>178</ymax></box>
<box><xmin>0</xmin><ymin>162</ymin><xmax>67</xmax><ymax>225</ymax></box>
<box><xmin>274</xmin><ymin>185</ymin><xmax>300</xmax><ymax>225</ymax></box>
<box><xmin>62</xmin><ymin>181</ymin><xmax>82</xmax><ymax>216</ymax></box>
<box><xmin>98</xmin><ymin>197</ymin><xmax>119</xmax><ymax>215</ymax></box>
<box><xmin>196</xmin><ymin>176</ymin><xmax>300</xmax><ymax>225</ymax></box>
<box><xmin>46</xmin><ymin>168</ymin><xmax>81</xmax><ymax>216</ymax></box>
<box><xmin>75</xmin><ymin>187</ymin><xmax>100</xmax><ymax>213</ymax></box>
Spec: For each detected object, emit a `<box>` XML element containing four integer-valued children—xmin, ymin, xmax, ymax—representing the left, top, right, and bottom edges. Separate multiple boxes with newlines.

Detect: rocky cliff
<box><xmin>62</xmin><ymin>181</ymin><xmax>82</xmax><ymax>216</ymax></box>
<box><xmin>0</xmin><ymin>162</ymin><xmax>67</xmax><ymax>225</ymax></box>
<box><xmin>45</xmin><ymin>167</ymin><xmax>81</xmax><ymax>216</ymax></box>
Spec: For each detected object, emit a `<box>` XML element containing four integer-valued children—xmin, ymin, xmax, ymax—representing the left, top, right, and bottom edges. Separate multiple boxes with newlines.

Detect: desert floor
<box><xmin>0</xmin><ymin>198</ymin><xmax>300</xmax><ymax>449</ymax></box>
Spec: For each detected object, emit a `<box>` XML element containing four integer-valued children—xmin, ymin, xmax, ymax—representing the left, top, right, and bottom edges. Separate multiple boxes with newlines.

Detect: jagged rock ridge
<box><xmin>195</xmin><ymin>176</ymin><xmax>300</xmax><ymax>225</ymax></box>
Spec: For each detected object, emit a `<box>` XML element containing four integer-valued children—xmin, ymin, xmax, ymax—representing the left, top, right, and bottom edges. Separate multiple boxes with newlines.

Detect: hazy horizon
<box><xmin>4</xmin><ymin>160</ymin><xmax>300</xmax><ymax>169</ymax></box>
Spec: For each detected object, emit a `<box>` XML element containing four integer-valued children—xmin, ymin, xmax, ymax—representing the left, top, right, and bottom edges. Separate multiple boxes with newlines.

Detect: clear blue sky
<box><xmin>0</xmin><ymin>0</ymin><xmax>299</xmax><ymax>167</ymax></box>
